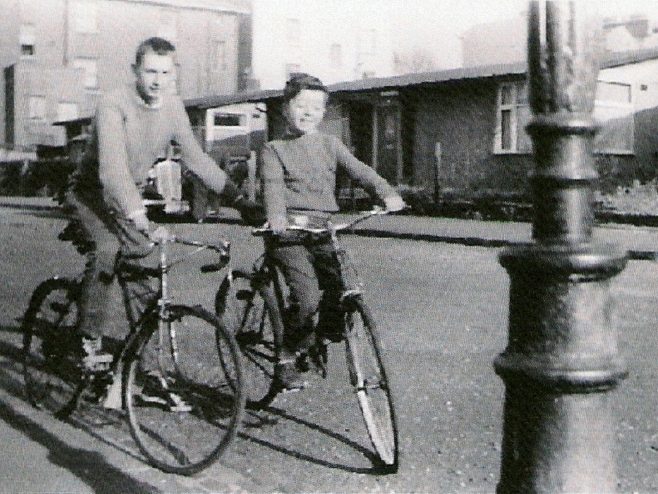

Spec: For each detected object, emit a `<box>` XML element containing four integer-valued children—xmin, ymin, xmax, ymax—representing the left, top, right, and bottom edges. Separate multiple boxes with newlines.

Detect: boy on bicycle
<box><xmin>260</xmin><ymin>73</ymin><xmax>406</xmax><ymax>390</ymax></box>
<box><xmin>65</xmin><ymin>37</ymin><xmax>261</xmax><ymax>373</ymax></box>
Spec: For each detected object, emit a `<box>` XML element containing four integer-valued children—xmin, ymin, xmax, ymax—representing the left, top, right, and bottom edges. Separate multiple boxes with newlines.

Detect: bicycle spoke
<box><xmin>23</xmin><ymin>279</ymin><xmax>83</xmax><ymax>417</ymax></box>
<box><xmin>345</xmin><ymin>300</ymin><xmax>399</xmax><ymax>470</ymax></box>
<box><xmin>125</xmin><ymin>305</ymin><xmax>244</xmax><ymax>475</ymax></box>
<box><xmin>216</xmin><ymin>274</ymin><xmax>278</xmax><ymax>408</ymax></box>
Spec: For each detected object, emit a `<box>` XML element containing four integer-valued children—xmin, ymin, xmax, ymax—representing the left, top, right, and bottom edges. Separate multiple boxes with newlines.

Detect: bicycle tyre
<box><xmin>344</xmin><ymin>297</ymin><xmax>399</xmax><ymax>471</ymax></box>
<box><xmin>215</xmin><ymin>271</ymin><xmax>280</xmax><ymax>409</ymax></box>
<box><xmin>22</xmin><ymin>277</ymin><xmax>84</xmax><ymax>417</ymax></box>
<box><xmin>124</xmin><ymin>304</ymin><xmax>246</xmax><ymax>475</ymax></box>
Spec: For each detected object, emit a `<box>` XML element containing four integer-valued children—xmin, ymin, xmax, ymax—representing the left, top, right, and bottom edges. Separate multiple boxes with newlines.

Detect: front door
<box><xmin>375</xmin><ymin>98</ymin><xmax>401</xmax><ymax>184</ymax></box>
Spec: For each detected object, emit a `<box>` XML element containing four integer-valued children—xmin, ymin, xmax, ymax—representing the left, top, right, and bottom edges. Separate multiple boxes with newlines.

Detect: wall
<box><xmin>410</xmin><ymin>79</ymin><xmax>534</xmax><ymax>195</ymax></box>
<box><xmin>7</xmin><ymin>63</ymin><xmax>86</xmax><ymax>148</ymax></box>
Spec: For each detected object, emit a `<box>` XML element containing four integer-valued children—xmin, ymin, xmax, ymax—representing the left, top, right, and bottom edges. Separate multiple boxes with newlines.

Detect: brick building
<box><xmin>0</xmin><ymin>0</ymin><xmax>251</xmax><ymax>154</ymax></box>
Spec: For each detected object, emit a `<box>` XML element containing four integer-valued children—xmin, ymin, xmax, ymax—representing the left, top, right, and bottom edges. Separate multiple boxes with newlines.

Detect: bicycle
<box><xmin>22</xmin><ymin>213</ymin><xmax>246</xmax><ymax>475</ymax></box>
<box><xmin>215</xmin><ymin>207</ymin><xmax>399</xmax><ymax>471</ymax></box>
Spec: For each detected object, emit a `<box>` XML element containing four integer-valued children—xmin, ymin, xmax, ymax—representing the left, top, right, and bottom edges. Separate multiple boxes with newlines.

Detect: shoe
<box><xmin>137</xmin><ymin>373</ymin><xmax>192</xmax><ymax>412</ymax></box>
<box><xmin>275</xmin><ymin>359</ymin><xmax>306</xmax><ymax>392</ymax></box>
<box><xmin>81</xmin><ymin>337</ymin><xmax>113</xmax><ymax>374</ymax></box>
<box><xmin>316</xmin><ymin>315</ymin><xmax>345</xmax><ymax>344</ymax></box>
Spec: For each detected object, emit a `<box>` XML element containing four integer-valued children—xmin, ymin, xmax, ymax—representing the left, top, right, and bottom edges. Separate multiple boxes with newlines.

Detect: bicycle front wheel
<box><xmin>124</xmin><ymin>304</ymin><xmax>245</xmax><ymax>475</ymax></box>
<box><xmin>23</xmin><ymin>278</ymin><xmax>83</xmax><ymax>417</ymax></box>
<box><xmin>216</xmin><ymin>271</ymin><xmax>280</xmax><ymax>409</ymax></box>
<box><xmin>344</xmin><ymin>297</ymin><xmax>399</xmax><ymax>471</ymax></box>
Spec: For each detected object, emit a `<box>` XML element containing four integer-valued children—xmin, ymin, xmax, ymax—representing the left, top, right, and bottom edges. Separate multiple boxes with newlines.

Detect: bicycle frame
<box><xmin>106</xmin><ymin>227</ymin><xmax>231</xmax><ymax>403</ymax></box>
<box><xmin>248</xmin><ymin>207</ymin><xmax>393</xmax><ymax>346</ymax></box>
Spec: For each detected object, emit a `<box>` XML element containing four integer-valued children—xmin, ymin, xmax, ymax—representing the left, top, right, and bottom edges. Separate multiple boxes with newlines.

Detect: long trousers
<box><xmin>64</xmin><ymin>190</ymin><xmax>151</xmax><ymax>339</ymax></box>
<box><xmin>267</xmin><ymin>233</ymin><xmax>344</xmax><ymax>354</ymax></box>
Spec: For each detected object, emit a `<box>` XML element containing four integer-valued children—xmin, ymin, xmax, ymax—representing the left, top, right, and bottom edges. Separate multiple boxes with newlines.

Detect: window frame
<box><xmin>72</xmin><ymin>0</ymin><xmax>98</xmax><ymax>34</ymax></box>
<box><xmin>158</xmin><ymin>8</ymin><xmax>178</xmax><ymax>42</ymax></box>
<box><xmin>19</xmin><ymin>24</ymin><xmax>36</xmax><ymax>59</ymax></box>
<box><xmin>28</xmin><ymin>95</ymin><xmax>47</xmax><ymax>121</ymax></box>
<box><xmin>73</xmin><ymin>57</ymin><xmax>98</xmax><ymax>90</ymax></box>
<box><xmin>493</xmin><ymin>79</ymin><xmax>634</xmax><ymax>156</ymax></box>
<box><xmin>56</xmin><ymin>101</ymin><xmax>79</xmax><ymax>122</ymax></box>
<box><xmin>211</xmin><ymin>39</ymin><xmax>227</xmax><ymax>73</ymax></box>
<box><xmin>493</xmin><ymin>82</ymin><xmax>526</xmax><ymax>155</ymax></box>
<box><xmin>593</xmin><ymin>81</ymin><xmax>634</xmax><ymax>156</ymax></box>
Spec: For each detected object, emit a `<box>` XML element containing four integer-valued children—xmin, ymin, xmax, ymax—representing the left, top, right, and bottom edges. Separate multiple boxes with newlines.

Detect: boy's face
<box><xmin>133</xmin><ymin>49</ymin><xmax>175</xmax><ymax>106</ymax></box>
<box><xmin>285</xmin><ymin>89</ymin><xmax>327</xmax><ymax>134</ymax></box>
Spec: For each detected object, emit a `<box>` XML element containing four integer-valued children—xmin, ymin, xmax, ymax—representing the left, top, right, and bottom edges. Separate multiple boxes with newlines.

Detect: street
<box><xmin>2</xmin><ymin>206</ymin><xmax>658</xmax><ymax>493</ymax></box>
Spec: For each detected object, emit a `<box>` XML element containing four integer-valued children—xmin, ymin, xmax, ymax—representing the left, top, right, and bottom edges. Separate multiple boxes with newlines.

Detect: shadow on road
<box><xmin>0</xmin><ymin>326</ymin><xmax>160</xmax><ymax>488</ymax></box>
<box><xmin>0</xmin><ymin>400</ymin><xmax>159</xmax><ymax>494</ymax></box>
<box><xmin>238</xmin><ymin>405</ymin><xmax>387</xmax><ymax>475</ymax></box>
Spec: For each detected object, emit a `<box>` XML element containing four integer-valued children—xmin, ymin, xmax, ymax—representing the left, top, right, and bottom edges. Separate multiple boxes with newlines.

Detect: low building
<box><xmin>185</xmin><ymin>47</ymin><xmax>658</xmax><ymax>204</ymax></box>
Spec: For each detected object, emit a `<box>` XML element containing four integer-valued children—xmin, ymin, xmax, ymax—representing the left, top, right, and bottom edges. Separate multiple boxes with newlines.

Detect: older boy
<box><xmin>260</xmin><ymin>73</ymin><xmax>406</xmax><ymax>390</ymax></box>
<box><xmin>67</xmin><ymin>37</ymin><xmax>259</xmax><ymax>371</ymax></box>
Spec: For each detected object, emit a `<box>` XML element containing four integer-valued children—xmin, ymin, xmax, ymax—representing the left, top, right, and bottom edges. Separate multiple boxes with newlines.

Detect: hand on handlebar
<box><xmin>130</xmin><ymin>210</ymin><xmax>151</xmax><ymax>235</ymax></box>
<box><xmin>267</xmin><ymin>214</ymin><xmax>288</xmax><ymax>234</ymax></box>
<box><xmin>383</xmin><ymin>195</ymin><xmax>407</xmax><ymax>213</ymax></box>
<box><xmin>150</xmin><ymin>225</ymin><xmax>175</xmax><ymax>244</ymax></box>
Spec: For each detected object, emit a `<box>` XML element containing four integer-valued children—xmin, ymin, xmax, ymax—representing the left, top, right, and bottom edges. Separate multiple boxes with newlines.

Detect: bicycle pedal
<box><xmin>82</xmin><ymin>353</ymin><xmax>113</xmax><ymax>368</ymax></box>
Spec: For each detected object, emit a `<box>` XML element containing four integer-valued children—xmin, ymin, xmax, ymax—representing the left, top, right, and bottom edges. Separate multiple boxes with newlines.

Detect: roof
<box><xmin>53</xmin><ymin>116</ymin><xmax>92</xmax><ymax>127</ymax></box>
<box><xmin>184</xmin><ymin>46</ymin><xmax>658</xmax><ymax>110</ymax></box>
<box><xmin>185</xmin><ymin>89</ymin><xmax>283</xmax><ymax>110</ymax></box>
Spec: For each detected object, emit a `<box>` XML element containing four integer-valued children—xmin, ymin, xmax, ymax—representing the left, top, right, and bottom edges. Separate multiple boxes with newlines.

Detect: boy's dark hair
<box><xmin>135</xmin><ymin>37</ymin><xmax>176</xmax><ymax>66</ymax></box>
<box><xmin>283</xmin><ymin>73</ymin><xmax>328</xmax><ymax>101</ymax></box>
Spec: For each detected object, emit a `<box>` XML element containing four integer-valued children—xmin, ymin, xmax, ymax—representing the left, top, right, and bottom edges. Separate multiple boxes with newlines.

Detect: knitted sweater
<box><xmin>260</xmin><ymin>132</ymin><xmax>397</xmax><ymax>221</ymax></box>
<box><xmin>73</xmin><ymin>85</ymin><xmax>227</xmax><ymax>216</ymax></box>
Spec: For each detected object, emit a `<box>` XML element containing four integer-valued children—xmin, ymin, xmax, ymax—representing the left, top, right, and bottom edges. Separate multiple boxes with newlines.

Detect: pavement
<box><xmin>3</xmin><ymin>194</ymin><xmax>658</xmax><ymax>260</ymax></box>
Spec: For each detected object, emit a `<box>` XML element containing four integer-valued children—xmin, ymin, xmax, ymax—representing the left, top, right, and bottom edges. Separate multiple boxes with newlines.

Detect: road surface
<box><xmin>1</xmin><ymin>207</ymin><xmax>658</xmax><ymax>492</ymax></box>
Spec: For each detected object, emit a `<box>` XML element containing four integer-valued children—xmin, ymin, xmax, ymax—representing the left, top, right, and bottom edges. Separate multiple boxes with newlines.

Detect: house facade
<box><xmin>185</xmin><ymin>47</ymin><xmax>658</xmax><ymax>202</ymax></box>
<box><xmin>1</xmin><ymin>0</ymin><xmax>251</xmax><ymax>153</ymax></box>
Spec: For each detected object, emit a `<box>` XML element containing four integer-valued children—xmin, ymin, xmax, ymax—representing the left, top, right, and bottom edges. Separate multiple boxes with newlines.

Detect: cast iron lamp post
<box><xmin>495</xmin><ymin>1</ymin><xmax>628</xmax><ymax>492</ymax></box>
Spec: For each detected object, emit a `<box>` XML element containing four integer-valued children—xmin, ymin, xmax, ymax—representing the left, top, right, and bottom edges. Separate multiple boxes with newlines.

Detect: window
<box><xmin>57</xmin><ymin>102</ymin><xmax>79</xmax><ymax>122</ymax></box>
<box><xmin>285</xmin><ymin>63</ymin><xmax>301</xmax><ymax>79</ymax></box>
<box><xmin>494</xmin><ymin>82</ymin><xmax>532</xmax><ymax>154</ymax></box>
<box><xmin>330</xmin><ymin>43</ymin><xmax>342</xmax><ymax>69</ymax></box>
<box><xmin>211</xmin><ymin>40</ymin><xmax>227</xmax><ymax>72</ymax></box>
<box><xmin>20</xmin><ymin>24</ymin><xmax>35</xmax><ymax>57</ymax></box>
<box><xmin>594</xmin><ymin>81</ymin><xmax>633</xmax><ymax>154</ymax></box>
<box><xmin>494</xmin><ymin>80</ymin><xmax>634</xmax><ymax>155</ymax></box>
<box><xmin>72</xmin><ymin>1</ymin><xmax>98</xmax><ymax>33</ymax></box>
<box><xmin>286</xmin><ymin>18</ymin><xmax>300</xmax><ymax>47</ymax></box>
<box><xmin>73</xmin><ymin>58</ymin><xmax>98</xmax><ymax>89</ymax></box>
<box><xmin>158</xmin><ymin>9</ymin><xmax>178</xmax><ymax>42</ymax></box>
<box><xmin>28</xmin><ymin>96</ymin><xmax>47</xmax><ymax>121</ymax></box>
<box><xmin>213</xmin><ymin>113</ymin><xmax>246</xmax><ymax>127</ymax></box>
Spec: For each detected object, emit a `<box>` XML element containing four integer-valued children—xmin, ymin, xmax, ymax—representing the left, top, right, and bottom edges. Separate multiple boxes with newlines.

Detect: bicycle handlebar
<box><xmin>149</xmin><ymin>226</ymin><xmax>230</xmax><ymax>255</ymax></box>
<box><xmin>251</xmin><ymin>206</ymin><xmax>394</xmax><ymax>237</ymax></box>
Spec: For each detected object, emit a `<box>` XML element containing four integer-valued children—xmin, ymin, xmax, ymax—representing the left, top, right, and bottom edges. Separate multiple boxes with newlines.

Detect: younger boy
<box><xmin>260</xmin><ymin>73</ymin><xmax>406</xmax><ymax>390</ymax></box>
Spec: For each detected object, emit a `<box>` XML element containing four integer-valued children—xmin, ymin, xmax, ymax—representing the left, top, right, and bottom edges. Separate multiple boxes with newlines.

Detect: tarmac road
<box><xmin>2</xmin><ymin>203</ymin><xmax>658</xmax><ymax>492</ymax></box>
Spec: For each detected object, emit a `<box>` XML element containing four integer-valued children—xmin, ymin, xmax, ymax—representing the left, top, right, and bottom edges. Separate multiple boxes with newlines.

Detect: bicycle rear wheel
<box><xmin>23</xmin><ymin>278</ymin><xmax>83</xmax><ymax>417</ymax></box>
<box><xmin>344</xmin><ymin>297</ymin><xmax>399</xmax><ymax>471</ymax></box>
<box><xmin>124</xmin><ymin>304</ymin><xmax>245</xmax><ymax>475</ymax></box>
<box><xmin>215</xmin><ymin>272</ymin><xmax>280</xmax><ymax>409</ymax></box>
